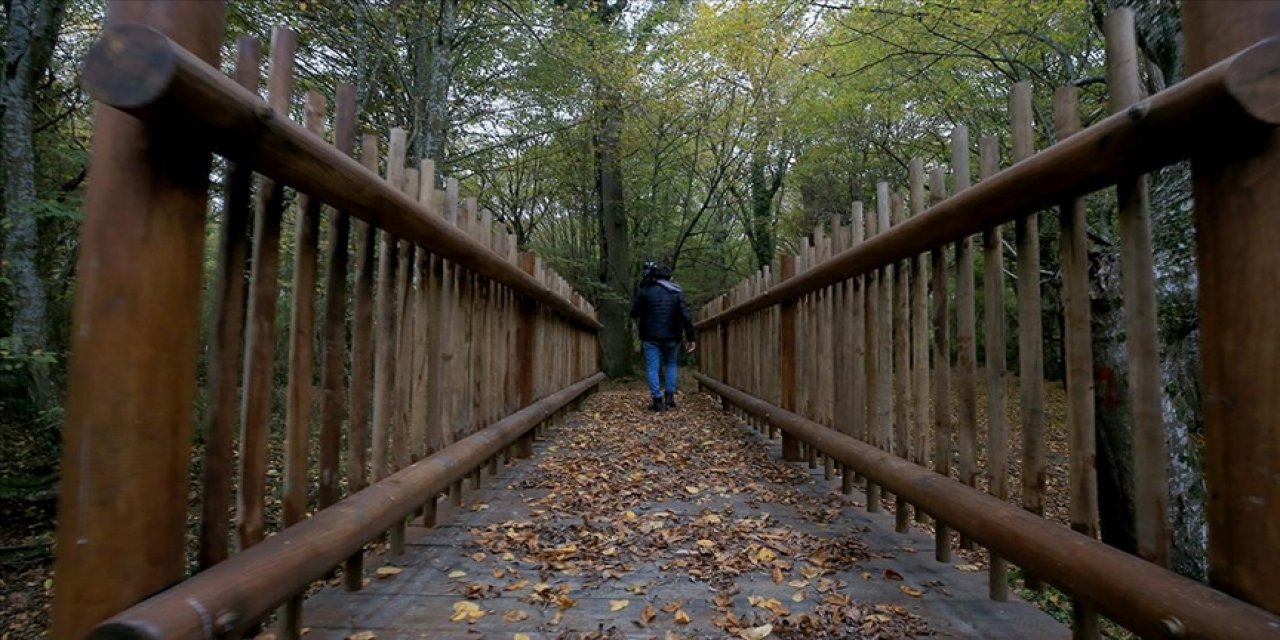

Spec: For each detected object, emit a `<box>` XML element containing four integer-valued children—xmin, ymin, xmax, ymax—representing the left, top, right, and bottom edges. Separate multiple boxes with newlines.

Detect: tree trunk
<box><xmin>594</xmin><ymin>86</ymin><xmax>631</xmax><ymax>377</ymax></box>
<box><xmin>749</xmin><ymin>149</ymin><xmax>775</xmax><ymax>269</ymax></box>
<box><xmin>2</xmin><ymin>0</ymin><xmax>67</xmax><ymax>407</ymax></box>
<box><xmin>1090</xmin><ymin>229</ymin><xmax>1138</xmax><ymax>554</ymax></box>
<box><xmin>422</xmin><ymin>0</ymin><xmax>456</xmax><ymax>169</ymax></box>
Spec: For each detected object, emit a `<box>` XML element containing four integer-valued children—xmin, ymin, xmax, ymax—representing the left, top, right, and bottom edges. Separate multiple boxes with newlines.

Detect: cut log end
<box><xmin>82</xmin><ymin>23</ymin><xmax>179</xmax><ymax>110</ymax></box>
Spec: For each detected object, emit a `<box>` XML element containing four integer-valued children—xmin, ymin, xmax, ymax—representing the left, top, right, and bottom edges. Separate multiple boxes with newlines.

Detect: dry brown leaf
<box><xmin>347</xmin><ymin>632</ymin><xmax>376</xmax><ymax>640</ymax></box>
<box><xmin>899</xmin><ymin>585</ymin><xmax>924</xmax><ymax>598</ymax></box>
<box><xmin>609</xmin><ymin>599</ymin><xmax>630</xmax><ymax>612</ymax></box>
<box><xmin>502</xmin><ymin>609</ymin><xmax>529</xmax><ymax>623</ymax></box>
<box><xmin>661</xmin><ymin>599</ymin><xmax>682</xmax><ymax>613</ymax></box>
<box><xmin>641</xmin><ymin>604</ymin><xmax>657</xmax><ymax>624</ymax></box>
<box><xmin>374</xmin><ymin>566</ymin><xmax>402</xmax><ymax>579</ymax></box>
<box><xmin>514</xmin><ymin>634</ymin><xmax>531</xmax><ymax>640</ymax></box>
<box><xmin>791</xmin><ymin>591</ymin><xmax>804</xmax><ymax>603</ymax></box>
<box><xmin>674</xmin><ymin>609</ymin><xmax>691</xmax><ymax>624</ymax></box>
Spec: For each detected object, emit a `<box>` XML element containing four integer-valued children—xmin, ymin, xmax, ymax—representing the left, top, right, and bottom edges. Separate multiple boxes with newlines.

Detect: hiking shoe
<box><xmin>664</xmin><ymin>391</ymin><xmax>677</xmax><ymax>410</ymax></box>
<box><xmin>649</xmin><ymin>396</ymin><xmax>665</xmax><ymax>412</ymax></box>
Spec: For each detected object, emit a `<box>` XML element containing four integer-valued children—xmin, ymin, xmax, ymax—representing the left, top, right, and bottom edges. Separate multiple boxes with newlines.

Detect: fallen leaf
<box><xmin>685</xmin><ymin>485</ymin><xmax>701</xmax><ymax>495</ymax></box>
<box><xmin>347</xmin><ymin>632</ymin><xmax>376</xmax><ymax>640</ymax></box>
<box><xmin>503</xmin><ymin>609</ymin><xmax>529</xmax><ymax>622</ymax></box>
<box><xmin>883</xmin><ymin>569</ymin><xmax>904</xmax><ymax>581</ymax></box>
<box><xmin>449</xmin><ymin>601</ymin><xmax>485</xmax><ymax>622</ymax></box>
<box><xmin>448</xmin><ymin>570</ymin><xmax>467</xmax><ymax>579</ymax></box>
<box><xmin>899</xmin><ymin>585</ymin><xmax>924</xmax><ymax>598</ymax></box>
<box><xmin>609</xmin><ymin>599</ymin><xmax>630</xmax><ymax>612</ymax></box>
<box><xmin>642</xmin><ymin>604</ymin><xmax>657</xmax><ymax>624</ymax></box>
<box><xmin>674</xmin><ymin>609</ymin><xmax>691</xmax><ymax>624</ymax></box>
<box><xmin>514</xmin><ymin>635</ymin><xmax>531</xmax><ymax>640</ymax></box>
<box><xmin>954</xmin><ymin>564</ymin><xmax>981</xmax><ymax>572</ymax></box>
<box><xmin>787</xmin><ymin>579</ymin><xmax>809</xmax><ymax>589</ymax></box>
<box><xmin>738</xmin><ymin>624</ymin><xmax>773</xmax><ymax>640</ymax></box>
<box><xmin>375</xmin><ymin>566</ymin><xmax>403</xmax><ymax>579</ymax></box>
<box><xmin>791</xmin><ymin>591</ymin><xmax>805</xmax><ymax>603</ymax></box>
<box><xmin>661</xmin><ymin>599</ymin><xmax>682</xmax><ymax>613</ymax></box>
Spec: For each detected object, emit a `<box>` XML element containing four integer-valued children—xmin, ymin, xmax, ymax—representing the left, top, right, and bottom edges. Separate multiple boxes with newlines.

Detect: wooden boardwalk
<box><xmin>303</xmin><ymin>389</ymin><xmax>1067</xmax><ymax>639</ymax></box>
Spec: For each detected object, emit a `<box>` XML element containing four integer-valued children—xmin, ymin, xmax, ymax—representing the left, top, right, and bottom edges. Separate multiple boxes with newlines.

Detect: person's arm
<box><xmin>630</xmin><ymin>287</ymin><xmax>643</xmax><ymax>320</ymax></box>
<box><xmin>679</xmin><ymin>293</ymin><xmax>697</xmax><ymax>352</ymax></box>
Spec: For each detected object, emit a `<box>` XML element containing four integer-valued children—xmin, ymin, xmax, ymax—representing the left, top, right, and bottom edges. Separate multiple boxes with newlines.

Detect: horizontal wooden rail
<box><xmin>697</xmin><ymin>35</ymin><xmax>1280</xmax><ymax>329</ymax></box>
<box><xmin>90</xmin><ymin>372</ymin><xmax>604</xmax><ymax>640</ymax></box>
<box><xmin>81</xmin><ymin>22</ymin><xmax>599</xmax><ymax>331</ymax></box>
<box><xmin>694</xmin><ymin>373</ymin><xmax>1280</xmax><ymax>640</ymax></box>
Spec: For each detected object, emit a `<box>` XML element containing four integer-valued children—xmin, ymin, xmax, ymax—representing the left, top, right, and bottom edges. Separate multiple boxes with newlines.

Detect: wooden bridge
<box><xmin>50</xmin><ymin>2</ymin><xmax>1280</xmax><ymax>639</ymax></box>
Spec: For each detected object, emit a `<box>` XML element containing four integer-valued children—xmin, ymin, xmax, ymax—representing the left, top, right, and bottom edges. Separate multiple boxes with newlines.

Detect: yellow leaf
<box><xmin>791</xmin><ymin>591</ymin><xmax>805</xmax><ymax>603</ymax></box>
<box><xmin>609</xmin><ymin>599</ymin><xmax>630</xmax><ymax>612</ymax></box>
<box><xmin>254</xmin><ymin>634</ymin><xmax>278</xmax><ymax>640</ymax></box>
<box><xmin>450</xmin><ymin>601</ymin><xmax>485</xmax><ymax>622</ymax></box>
<box><xmin>696</xmin><ymin>539</ymin><xmax>716</xmax><ymax>548</ymax></box>
<box><xmin>674</xmin><ymin>609</ymin><xmax>691</xmax><ymax>624</ymax></box>
<box><xmin>624</xmin><ymin>510</ymin><xmax>638</xmax><ymax>520</ymax></box>
<box><xmin>899</xmin><ymin>585</ymin><xmax>924</xmax><ymax>598</ymax></box>
<box><xmin>515</xmin><ymin>635</ymin><xmax>531</xmax><ymax>640</ymax></box>
<box><xmin>448</xmin><ymin>570</ymin><xmax>467</xmax><ymax>579</ymax></box>
<box><xmin>787</xmin><ymin>579</ymin><xmax>809</xmax><ymax>589</ymax></box>
<box><xmin>471</xmin><ymin>552</ymin><xmax>487</xmax><ymax>561</ymax></box>
<box><xmin>861</xmin><ymin>571</ymin><xmax>872</xmax><ymax>581</ymax></box>
<box><xmin>685</xmin><ymin>485</ymin><xmax>701</xmax><ymax>494</ymax></box>
<box><xmin>347</xmin><ymin>633</ymin><xmax>376</xmax><ymax>640</ymax></box>
<box><xmin>738</xmin><ymin>624</ymin><xmax>773</xmax><ymax>640</ymax></box>
<box><xmin>503</xmin><ymin>609</ymin><xmax>529</xmax><ymax>622</ymax></box>
<box><xmin>374</xmin><ymin>566</ymin><xmax>402</xmax><ymax>579</ymax></box>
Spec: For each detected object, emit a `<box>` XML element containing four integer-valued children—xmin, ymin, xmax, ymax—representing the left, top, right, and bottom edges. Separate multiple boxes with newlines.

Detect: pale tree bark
<box><xmin>2</xmin><ymin>0</ymin><xmax>67</xmax><ymax>406</ymax></box>
<box><xmin>422</xmin><ymin>0</ymin><xmax>456</xmax><ymax>171</ymax></box>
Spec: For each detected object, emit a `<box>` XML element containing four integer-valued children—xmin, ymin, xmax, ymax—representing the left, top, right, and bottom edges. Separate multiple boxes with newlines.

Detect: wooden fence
<box><xmin>52</xmin><ymin>3</ymin><xmax>601</xmax><ymax>638</ymax></box>
<box><xmin>697</xmin><ymin>5</ymin><xmax>1280</xmax><ymax>640</ymax></box>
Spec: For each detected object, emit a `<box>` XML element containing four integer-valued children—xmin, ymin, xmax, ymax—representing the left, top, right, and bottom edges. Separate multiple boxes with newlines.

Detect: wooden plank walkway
<box><xmin>302</xmin><ymin>389</ymin><xmax>1067</xmax><ymax>639</ymax></box>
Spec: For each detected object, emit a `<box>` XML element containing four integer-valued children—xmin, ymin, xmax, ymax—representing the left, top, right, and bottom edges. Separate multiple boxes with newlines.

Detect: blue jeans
<box><xmin>642</xmin><ymin>340</ymin><xmax>679</xmax><ymax>399</ymax></box>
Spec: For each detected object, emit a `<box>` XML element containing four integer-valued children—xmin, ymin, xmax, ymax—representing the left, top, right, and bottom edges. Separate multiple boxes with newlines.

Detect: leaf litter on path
<box><xmin>457</xmin><ymin>389</ymin><xmax>931</xmax><ymax>639</ymax></box>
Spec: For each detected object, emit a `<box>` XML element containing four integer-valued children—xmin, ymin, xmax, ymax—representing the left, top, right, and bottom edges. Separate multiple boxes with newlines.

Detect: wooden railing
<box><xmin>696</xmin><ymin>5</ymin><xmax>1280</xmax><ymax>640</ymax></box>
<box><xmin>51</xmin><ymin>3</ymin><xmax>601</xmax><ymax>638</ymax></box>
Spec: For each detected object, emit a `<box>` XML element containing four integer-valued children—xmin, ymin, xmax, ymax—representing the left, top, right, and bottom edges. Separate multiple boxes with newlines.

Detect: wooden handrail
<box><xmin>697</xmin><ymin>34</ymin><xmax>1280</xmax><ymax>329</ymax></box>
<box><xmin>81</xmin><ymin>22</ymin><xmax>600</xmax><ymax>331</ymax></box>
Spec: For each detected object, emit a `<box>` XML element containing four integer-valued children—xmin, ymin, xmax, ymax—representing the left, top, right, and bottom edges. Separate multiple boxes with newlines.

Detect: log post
<box><xmin>1184</xmin><ymin>0</ymin><xmax>1280</xmax><ymax>616</ymax></box>
<box><xmin>51</xmin><ymin>2</ymin><xmax>226</xmax><ymax>636</ymax></box>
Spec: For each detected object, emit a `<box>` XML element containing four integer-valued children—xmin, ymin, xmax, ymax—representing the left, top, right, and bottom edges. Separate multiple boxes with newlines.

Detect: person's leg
<box><xmin>662</xmin><ymin>340</ymin><xmax>679</xmax><ymax>407</ymax></box>
<box><xmin>641</xmin><ymin>341</ymin><xmax>663</xmax><ymax>407</ymax></box>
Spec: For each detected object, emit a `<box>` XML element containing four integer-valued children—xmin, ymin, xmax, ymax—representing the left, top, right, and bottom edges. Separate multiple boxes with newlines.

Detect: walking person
<box><xmin>631</xmin><ymin>261</ymin><xmax>697</xmax><ymax>411</ymax></box>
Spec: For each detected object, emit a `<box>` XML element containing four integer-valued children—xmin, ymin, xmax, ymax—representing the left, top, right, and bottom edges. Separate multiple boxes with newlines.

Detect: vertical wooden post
<box><xmin>238</xmin><ymin>27</ymin><xmax>296</xmax><ymax>553</ymax></box>
<box><xmin>850</xmin><ymin>202</ymin><xmax>867</xmax><ymax>487</ymax></box>
<box><xmin>952</xmin><ymin>125</ymin><xmax>979</xmax><ymax>552</ymax></box>
<box><xmin>516</xmin><ymin>253</ymin><xmax>538</xmax><ymax>457</ymax></box>
<box><xmin>283</xmin><ymin>91</ymin><xmax>325</xmax><ymax>530</ymax></box>
<box><xmin>373</xmin><ymin>127</ymin><xmax>406</xmax><ymax>542</ymax></box>
<box><xmin>930</xmin><ymin>167</ymin><xmax>953</xmax><ymax>563</ymax></box>
<box><xmin>779</xmin><ymin>256</ymin><xmax>801</xmax><ymax>461</ymax></box>
<box><xmin>980</xmin><ymin>134</ymin><xmax>1009</xmax><ymax>603</ymax></box>
<box><xmin>320</xmin><ymin>84</ymin><xmax>355</xmax><ymax>512</ymax></box>
<box><xmin>892</xmin><ymin>192</ymin><xmax>912</xmax><ymax>532</ymax></box>
<box><xmin>1184</xmin><ymin>0</ymin><xmax>1280</xmax><ymax>616</ymax></box>
<box><xmin>198</xmin><ymin>35</ymin><xmax>258</xmax><ymax>571</ymax></box>
<box><xmin>908</xmin><ymin>161</ymin><xmax>931</xmax><ymax>523</ymax></box>
<box><xmin>279</xmin><ymin>90</ymin><xmax>326</xmax><ymax>639</ymax></box>
<box><xmin>51</xmin><ymin>2</ymin><xmax>225</xmax><ymax>636</ymax></box>
<box><xmin>1056</xmin><ymin>86</ymin><xmax>1101</xmax><ymax>640</ymax></box>
<box><xmin>1009</xmin><ymin>80</ymin><xmax>1044</xmax><ymax>593</ymax></box>
<box><xmin>344</xmin><ymin>133</ymin><xmax>380</xmax><ymax>591</ymax></box>
<box><xmin>1105</xmin><ymin>7</ymin><xmax>1170</xmax><ymax>569</ymax></box>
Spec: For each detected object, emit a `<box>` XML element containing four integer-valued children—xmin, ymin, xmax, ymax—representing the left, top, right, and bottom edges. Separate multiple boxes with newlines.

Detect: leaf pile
<box><xmin>457</xmin><ymin>389</ymin><xmax>933</xmax><ymax>638</ymax></box>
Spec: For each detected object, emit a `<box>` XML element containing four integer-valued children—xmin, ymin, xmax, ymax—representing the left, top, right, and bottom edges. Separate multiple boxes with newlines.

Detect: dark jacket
<box><xmin>630</xmin><ymin>279</ymin><xmax>696</xmax><ymax>343</ymax></box>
